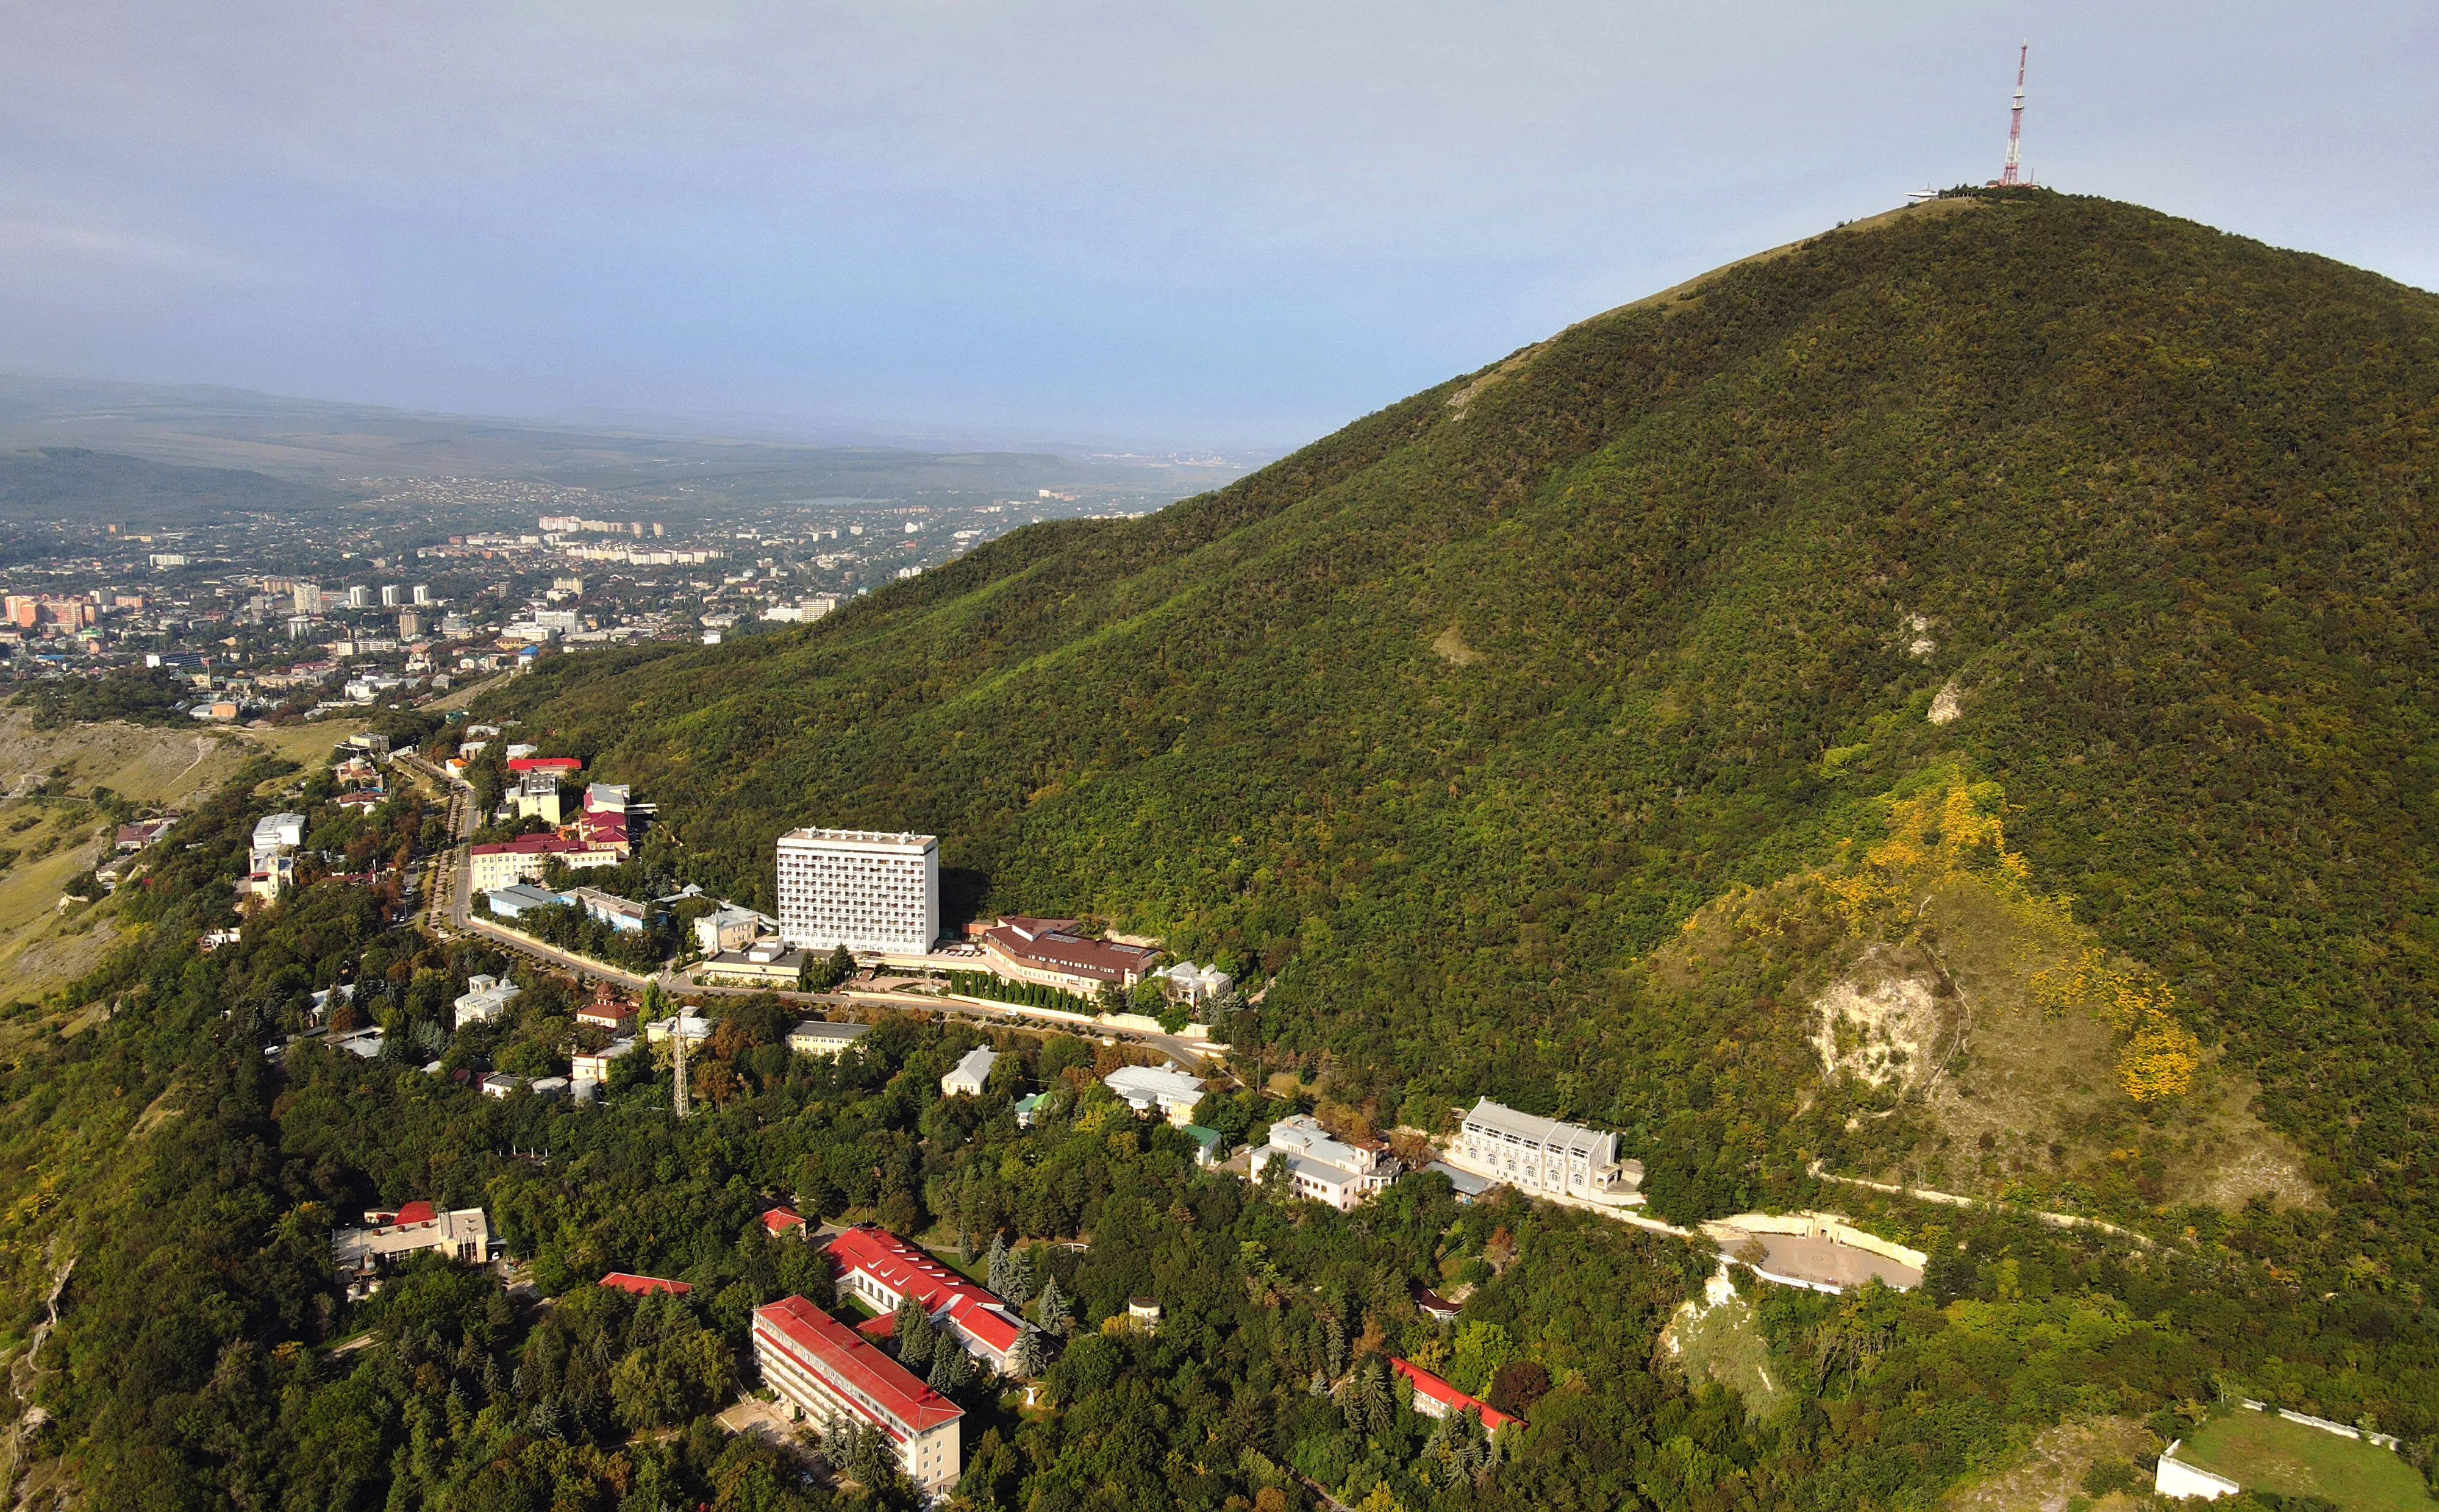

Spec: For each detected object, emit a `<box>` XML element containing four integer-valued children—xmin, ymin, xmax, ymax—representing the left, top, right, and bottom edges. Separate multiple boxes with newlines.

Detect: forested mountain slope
<box><xmin>497</xmin><ymin>191</ymin><xmax>2438</xmax><ymax>1272</ymax></box>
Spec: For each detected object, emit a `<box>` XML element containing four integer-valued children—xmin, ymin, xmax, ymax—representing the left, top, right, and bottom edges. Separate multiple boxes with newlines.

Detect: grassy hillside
<box><xmin>487</xmin><ymin>191</ymin><xmax>2438</xmax><ymax>1271</ymax></box>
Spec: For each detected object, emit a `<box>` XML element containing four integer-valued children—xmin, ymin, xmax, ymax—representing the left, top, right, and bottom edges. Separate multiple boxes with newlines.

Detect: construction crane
<box><xmin>1998</xmin><ymin>43</ymin><xmax>2028</xmax><ymax>186</ymax></box>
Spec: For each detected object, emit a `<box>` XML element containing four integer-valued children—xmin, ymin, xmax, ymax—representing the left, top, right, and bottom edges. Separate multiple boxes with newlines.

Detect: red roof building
<box><xmin>506</xmin><ymin>757</ymin><xmax>584</xmax><ymax>774</ymax></box>
<box><xmin>977</xmin><ymin>916</ymin><xmax>1159</xmax><ymax>996</ymax></box>
<box><xmin>825</xmin><ymin>1225</ymin><xmax>1025</xmax><ymax>1368</ymax></box>
<box><xmin>762</xmin><ymin>1207</ymin><xmax>807</xmax><ymax>1238</ymax></box>
<box><xmin>599</xmin><ymin>1272</ymin><xmax>693</xmax><ymax>1296</ymax></box>
<box><xmin>752</xmin><ymin>1295</ymin><xmax>963</xmax><ymax>1494</ymax></box>
<box><xmin>1390</xmin><ymin>1356</ymin><xmax>1521</xmax><ymax>1432</ymax></box>
<box><xmin>468</xmin><ymin>831</ymin><xmax>623</xmax><ymax>891</ymax></box>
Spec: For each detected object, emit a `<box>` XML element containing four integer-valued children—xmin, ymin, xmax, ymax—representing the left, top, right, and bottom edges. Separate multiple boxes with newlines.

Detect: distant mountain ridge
<box><xmin>0</xmin><ymin>446</ymin><xmax>354</xmax><ymax>524</ymax></box>
<box><xmin>487</xmin><ymin>191</ymin><xmax>2439</xmax><ymax>1275</ymax></box>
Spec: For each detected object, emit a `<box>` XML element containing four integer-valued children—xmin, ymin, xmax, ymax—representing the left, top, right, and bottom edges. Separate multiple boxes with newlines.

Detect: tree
<box><xmin>1033</xmin><ymin>1275</ymin><xmax>1069</xmax><ymax>1336</ymax></box>
<box><xmin>985</xmin><ymin>1232</ymin><xmax>1012</xmax><ymax>1298</ymax></box>
<box><xmin>1009</xmin><ymin>1325</ymin><xmax>1046</xmax><ymax>1378</ymax></box>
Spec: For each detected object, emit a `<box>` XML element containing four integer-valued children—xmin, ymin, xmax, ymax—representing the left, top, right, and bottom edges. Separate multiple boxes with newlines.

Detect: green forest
<box><xmin>1</xmin><ymin>188</ymin><xmax>2435</xmax><ymax>1509</ymax></box>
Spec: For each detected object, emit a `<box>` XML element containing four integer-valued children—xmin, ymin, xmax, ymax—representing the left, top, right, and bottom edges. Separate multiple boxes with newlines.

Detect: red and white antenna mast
<box><xmin>1999</xmin><ymin>43</ymin><xmax>2028</xmax><ymax>185</ymax></box>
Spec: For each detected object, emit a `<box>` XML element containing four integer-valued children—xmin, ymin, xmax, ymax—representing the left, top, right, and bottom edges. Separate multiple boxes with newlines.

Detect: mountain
<box><xmin>0</xmin><ymin>374</ymin><xmax>1254</xmax><ymax>499</ymax></box>
<box><xmin>0</xmin><ymin>446</ymin><xmax>354</xmax><ymax>524</ymax></box>
<box><xmin>488</xmin><ymin>191</ymin><xmax>2439</xmax><ymax>1274</ymax></box>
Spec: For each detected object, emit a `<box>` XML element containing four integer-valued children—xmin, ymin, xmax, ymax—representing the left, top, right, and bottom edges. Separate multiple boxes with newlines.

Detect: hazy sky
<box><xmin>2</xmin><ymin>1</ymin><xmax>2432</xmax><ymax>450</ymax></box>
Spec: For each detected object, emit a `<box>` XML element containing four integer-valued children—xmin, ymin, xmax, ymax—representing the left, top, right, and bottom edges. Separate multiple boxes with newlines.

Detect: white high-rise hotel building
<box><xmin>776</xmin><ymin>829</ymin><xmax>940</xmax><ymax>955</ymax></box>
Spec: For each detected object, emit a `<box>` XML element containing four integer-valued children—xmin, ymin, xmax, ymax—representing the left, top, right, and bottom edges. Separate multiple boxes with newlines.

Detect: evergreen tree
<box><xmin>1033</xmin><ymin>1275</ymin><xmax>1069</xmax><ymax>1335</ymax></box>
<box><xmin>985</xmin><ymin>1232</ymin><xmax>1012</xmax><ymax>1297</ymax></box>
<box><xmin>1009</xmin><ymin>1325</ymin><xmax>1046</xmax><ymax>1378</ymax></box>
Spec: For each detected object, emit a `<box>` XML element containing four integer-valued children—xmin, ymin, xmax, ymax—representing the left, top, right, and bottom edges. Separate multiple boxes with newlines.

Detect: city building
<box><xmin>563</xmin><ymin>885</ymin><xmax>651</xmax><ymax>933</ymax></box>
<box><xmin>248</xmin><ymin>811</ymin><xmax>307</xmax><ymax>900</ymax></box>
<box><xmin>645</xmin><ymin>1013</ymin><xmax>715</xmax><ymax>1045</ymax></box>
<box><xmin>789</xmin><ymin>1020</ymin><xmax>870</xmax><ymax>1058</ymax></box>
<box><xmin>762</xmin><ymin>1206</ymin><xmax>808</xmax><ymax>1238</ymax></box>
<box><xmin>485</xmin><ymin>882</ymin><xmax>563</xmax><ymax>919</ymax></box>
<box><xmin>480</xmin><ymin>1072</ymin><xmax>524</xmax><ymax>1098</ymax></box>
<box><xmin>330</xmin><ymin>1202</ymin><xmax>490</xmax><ymax>1295</ymax></box>
<box><xmin>1249</xmin><ymin>1114</ymin><xmax>1398</xmax><ymax>1211</ymax></box>
<box><xmin>942</xmin><ymin>1046</ymin><xmax>999</xmax><ymax>1097</ymax></box>
<box><xmin>1448</xmin><ymin>1099</ymin><xmax>1640</xmax><ymax>1199</ymax></box>
<box><xmin>695</xmin><ymin>904</ymin><xmax>765</xmax><ymax>955</ymax></box>
<box><xmin>466</xmin><ymin>833</ymin><xmax>623</xmax><ymax>891</ymax></box>
<box><xmin>751</xmin><ymin>1295</ymin><xmax>963</xmax><ymax>1496</ymax></box>
<box><xmin>1102</xmin><ymin>1064</ymin><xmax>1204</xmax><ymax>1125</ymax></box>
<box><xmin>1153</xmin><ymin>960</ymin><xmax>1235</xmax><ymax>1004</ymax></box>
<box><xmin>114</xmin><ymin>815</ymin><xmax>179</xmax><ymax>851</ymax></box>
<box><xmin>977</xmin><ymin>916</ymin><xmax>1157</xmax><ymax>997</ymax></box>
<box><xmin>571</xmin><ymin>1038</ymin><xmax>638</xmax><ymax>1084</ymax></box>
<box><xmin>512</xmin><ymin>769</ymin><xmax>571</xmax><ymax>824</ymax></box>
<box><xmin>452</xmin><ymin>973</ymin><xmax>521</xmax><ymax>1029</ymax></box>
<box><xmin>775</xmin><ymin>829</ymin><xmax>940</xmax><ymax>955</ymax></box>
<box><xmin>576</xmin><ymin>989</ymin><xmax>636</xmax><ymax>1035</ymax></box>
<box><xmin>824</xmin><ymin>1226</ymin><xmax>1026</xmax><ymax>1375</ymax></box>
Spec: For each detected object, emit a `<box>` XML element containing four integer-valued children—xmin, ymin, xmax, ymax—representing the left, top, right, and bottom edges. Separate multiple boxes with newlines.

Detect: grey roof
<box><xmin>790</xmin><ymin>1019</ymin><xmax>870</xmax><ymax>1043</ymax></box>
<box><xmin>1424</xmin><ymin>1161</ymin><xmax>1496</xmax><ymax>1197</ymax></box>
<box><xmin>946</xmin><ymin>1046</ymin><xmax>999</xmax><ymax>1085</ymax></box>
<box><xmin>1461</xmin><ymin>1098</ymin><xmax>1618</xmax><ymax>1160</ymax></box>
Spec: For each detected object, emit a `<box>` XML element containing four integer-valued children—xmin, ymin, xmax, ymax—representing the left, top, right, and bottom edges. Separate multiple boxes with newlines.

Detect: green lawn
<box><xmin>2175</xmin><ymin>1409</ymin><xmax>2433</xmax><ymax>1511</ymax></box>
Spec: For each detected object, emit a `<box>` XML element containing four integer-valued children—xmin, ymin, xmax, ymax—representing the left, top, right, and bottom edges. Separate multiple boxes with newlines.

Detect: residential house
<box><xmin>788</xmin><ymin>1020</ymin><xmax>870</xmax><ymax>1058</ymax></box>
<box><xmin>1250</xmin><ymin>1114</ymin><xmax>1398</xmax><ymax>1211</ymax></box>
<box><xmin>941</xmin><ymin>1046</ymin><xmax>999</xmax><ymax>1097</ymax></box>
<box><xmin>1102</xmin><ymin>1064</ymin><xmax>1204</xmax><ymax>1125</ymax></box>
<box><xmin>452</xmin><ymin>973</ymin><xmax>521</xmax><ymax>1029</ymax></box>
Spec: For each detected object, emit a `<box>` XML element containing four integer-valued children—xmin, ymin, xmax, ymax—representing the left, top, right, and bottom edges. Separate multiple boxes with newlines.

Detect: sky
<box><xmin>2</xmin><ymin>1</ymin><xmax>2432</xmax><ymax>452</ymax></box>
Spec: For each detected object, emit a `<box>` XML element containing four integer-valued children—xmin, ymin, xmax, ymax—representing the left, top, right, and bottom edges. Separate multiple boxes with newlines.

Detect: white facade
<box><xmin>943</xmin><ymin>1046</ymin><xmax>999</xmax><ymax>1097</ymax></box>
<box><xmin>452</xmin><ymin>974</ymin><xmax>521</xmax><ymax>1029</ymax></box>
<box><xmin>1249</xmin><ymin>1114</ymin><xmax>1395</xmax><ymax>1211</ymax></box>
<box><xmin>1103</xmin><ymin>1064</ymin><xmax>1205</xmax><ymax>1125</ymax></box>
<box><xmin>776</xmin><ymin>829</ymin><xmax>940</xmax><ymax>955</ymax></box>
<box><xmin>1449</xmin><ymin>1099</ymin><xmax>1635</xmax><ymax>1197</ymax></box>
<box><xmin>253</xmin><ymin>812</ymin><xmax>306</xmax><ymax>849</ymax></box>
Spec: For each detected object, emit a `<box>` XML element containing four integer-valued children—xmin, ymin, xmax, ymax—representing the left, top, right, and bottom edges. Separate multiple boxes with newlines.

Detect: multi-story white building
<box><xmin>1250</xmin><ymin>1114</ymin><xmax>1396</xmax><ymax>1211</ymax></box>
<box><xmin>776</xmin><ymin>829</ymin><xmax>940</xmax><ymax>955</ymax></box>
<box><xmin>752</xmin><ymin>1295</ymin><xmax>964</xmax><ymax>1495</ymax></box>
<box><xmin>1448</xmin><ymin>1099</ymin><xmax>1639</xmax><ymax>1199</ymax></box>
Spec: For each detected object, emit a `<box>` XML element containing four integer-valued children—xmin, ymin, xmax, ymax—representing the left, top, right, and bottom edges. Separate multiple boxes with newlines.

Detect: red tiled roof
<box><xmin>393</xmin><ymin>1200</ymin><xmax>435</xmax><ymax>1225</ymax></box>
<box><xmin>754</xmin><ymin>1295</ymin><xmax>961</xmax><ymax>1436</ymax></box>
<box><xmin>599</xmin><ymin>1272</ymin><xmax>693</xmax><ymax>1296</ymax></box>
<box><xmin>980</xmin><ymin>921</ymin><xmax>1157</xmax><ymax>983</ymax></box>
<box><xmin>471</xmin><ymin>833</ymin><xmax>596</xmax><ymax>857</ymax></box>
<box><xmin>825</xmin><ymin>1225</ymin><xmax>1021</xmax><ymax>1356</ymax></box>
<box><xmin>857</xmin><ymin>1313</ymin><xmax>896</xmax><ymax>1338</ymax></box>
<box><xmin>507</xmin><ymin>757</ymin><xmax>583</xmax><ymax>773</ymax></box>
<box><xmin>762</xmin><ymin>1207</ymin><xmax>806</xmax><ymax>1236</ymax></box>
<box><xmin>1390</xmin><ymin>1357</ymin><xmax>1519</xmax><ymax>1432</ymax></box>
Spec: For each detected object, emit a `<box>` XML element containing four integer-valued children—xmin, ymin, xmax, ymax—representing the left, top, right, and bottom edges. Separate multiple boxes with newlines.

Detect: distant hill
<box><xmin>0</xmin><ymin>446</ymin><xmax>351</xmax><ymax>524</ymax></box>
<box><xmin>486</xmin><ymin>192</ymin><xmax>2439</xmax><ymax>1275</ymax></box>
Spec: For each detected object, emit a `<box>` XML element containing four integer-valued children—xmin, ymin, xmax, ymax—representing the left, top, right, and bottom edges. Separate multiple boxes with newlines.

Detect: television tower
<box><xmin>1999</xmin><ymin>43</ymin><xmax>2028</xmax><ymax>186</ymax></box>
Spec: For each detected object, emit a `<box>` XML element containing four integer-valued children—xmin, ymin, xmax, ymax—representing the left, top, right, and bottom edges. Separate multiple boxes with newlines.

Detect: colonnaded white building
<box><xmin>1448</xmin><ymin>1098</ymin><xmax>1641</xmax><ymax>1200</ymax></box>
<box><xmin>775</xmin><ymin>828</ymin><xmax>940</xmax><ymax>955</ymax></box>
